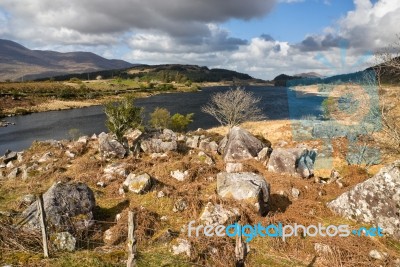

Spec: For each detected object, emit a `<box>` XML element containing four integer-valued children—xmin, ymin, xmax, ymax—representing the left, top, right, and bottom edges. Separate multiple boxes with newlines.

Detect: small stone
<box><xmin>96</xmin><ymin>181</ymin><xmax>106</xmax><ymax>188</ymax></box>
<box><xmin>291</xmin><ymin>187</ymin><xmax>300</xmax><ymax>199</ymax></box>
<box><xmin>22</xmin><ymin>194</ymin><xmax>36</xmax><ymax>205</ymax></box>
<box><xmin>199</xmin><ymin>202</ymin><xmax>239</xmax><ymax>226</ymax></box>
<box><xmin>118</xmin><ymin>187</ymin><xmax>125</xmax><ymax>195</ymax></box>
<box><xmin>7</xmin><ymin>167</ymin><xmax>20</xmax><ymax>179</ymax></box>
<box><xmin>6</xmin><ymin>161</ymin><xmax>14</xmax><ymax>169</ymax></box>
<box><xmin>160</xmin><ymin>216</ymin><xmax>168</xmax><ymax>221</ymax></box>
<box><xmin>17</xmin><ymin>152</ymin><xmax>24</xmax><ymax>162</ymax></box>
<box><xmin>170</xmin><ymin>170</ymin><xmax>189</xmax><ymax>181</ymax></box>
<box><xmin>369</xmin><ymin>249</ymin><xmax>387</xmax><ymax>260</ymax></box>
<box><xmin>103</xmin><ymin>229</ymin><xmax>113</xmax><ymax>245</ymax></box>
<box><xmin>173</xmin><ymin>198</ymin><xmax>187</xmax><ymax>212</ymax></box>
<box><xmin>150</xmin><ymin>153</ymin><xmax>168</xmax><ymax>159</ymax></box>
<box><xmin>318</xmin><ymin>189</ymin><xmax>327</xmax><ymax>196</ymax></box>
<box><xmin>314</xmin><ymin>243</ymin><xmax>333</xmax><ymax>255</ymax></box>
<box><xmin>65</xmin><ymin>150</ymin><xmax>76</xmax><ymax>159</ymax></box>
<box><xmin>157</xmin><ymin>191</ymin><xmax>165</xmax><ymax>198</ymax></box>
<box><xmin>172</xmin><ymin>238</ymin><xmax>191</xmax><ymax>257</ymax></box>
<box><xmin>197</xmin><ymin>151</ymin><xmax>214</xmax><ymax>166</ymax></box>
<box><xmin>123</xmin><ymin>173</ymin><xmax>152</xmax><ymax>194</ymax></box>
<box><xmin>53</xmin><ymin>232</ymin><xmax>76</xmax><ymax>252</ymax></box>
<box><xmin>38</xmin><ymin>152</ymin><xmax>53</xmax><ymax>163</ymax></box>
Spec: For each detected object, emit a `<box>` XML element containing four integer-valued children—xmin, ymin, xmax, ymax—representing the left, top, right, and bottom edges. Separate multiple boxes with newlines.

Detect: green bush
<box><xmin>170</xmin><ymin>113</ymin><xmax>194</xmax><ymax>132</ymax></box>
<box><xmin>104</xmin><ymin>95</ymin><xmax>143</xmax><ymax>141</ymax></box>
<box><xmin>150</xmin><ymin>107</ymin><xmax>171</xmax><ymax>130</ymax></box>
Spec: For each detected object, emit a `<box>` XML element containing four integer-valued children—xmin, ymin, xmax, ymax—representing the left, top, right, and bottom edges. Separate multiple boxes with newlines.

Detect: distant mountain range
<box><xmin>293</xmin><ymin>72</ymin><xmax>324</xmax><ymax>79</ymax></box>
<box><xmin>0</xmin><ymin>39</ymin><xmax>134</xmax><ymax>81</ymax></box>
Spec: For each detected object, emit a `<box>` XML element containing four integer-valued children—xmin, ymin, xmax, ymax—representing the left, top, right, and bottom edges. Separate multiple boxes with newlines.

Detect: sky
<box><xmin>0</xmin><ymin>0</ymin><xmax>398</xmax><ymax>80</ymax></box>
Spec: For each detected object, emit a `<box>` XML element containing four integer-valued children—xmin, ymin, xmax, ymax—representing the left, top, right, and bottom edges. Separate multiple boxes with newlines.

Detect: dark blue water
<box><xmin>0</xmin><ymin>86</ymin><xmax>325</xmax><ymax>153</ymax></box>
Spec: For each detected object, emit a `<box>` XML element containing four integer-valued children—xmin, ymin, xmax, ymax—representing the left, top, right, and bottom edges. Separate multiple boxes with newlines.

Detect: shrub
<box><xmin>170</xmin><ymin>113</ymin><xmax>194</xmax><ymax>132</ymax></box>
<box><xmin>104</xmin><ymin>95</ymin><xmax>143</xmax><ymax>141</ymax></box>
<box><xmin>150</xmin><ymin>108</ymin><xmax>171</xmax><ymax>130</ymax></box>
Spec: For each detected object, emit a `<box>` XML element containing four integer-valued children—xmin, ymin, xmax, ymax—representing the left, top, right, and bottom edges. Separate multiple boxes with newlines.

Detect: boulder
<box><xmin>196</xmin><ymin>151</ymin><xmax>214</xmax><ymax>166</ymax></box>
<box><xmin>221</xmin><ymin>126</ymin><xmax>267</xmax><ymax>162</ymax></box>
<box><xmin>3</xmin><ymin>151</ymin><xmax>17</xmax><ymax>164</ymax></box>
<box><xmin>141</xmin><ymin>139</ymin><xmax>177</xmax><ymax>153</ymax></box>
<box><xmin>103</xmin><ymin>162</ymin><xmax>128</xmax><ymax>181</ymax></box>
<box><xmin>122</xmin><ymin>173</ymin><xmax>152</xmax><ymax>194</ymax></box>
<box><xmin>327</xmin><ymin>161</ymin><xmax>400</xmax><ymax>240</ymax></box>
<box><xmin>198</xmin><ymin>139</ymin><xmax>218</xmax><ymax>154</ymax></box>
<box><xmin>123</xmin><ymin>128</ymin><xmax>143</xmax><ymax>148</ymax></box>
<box><xmin>186</xmin><ymin>135</ymin><xmax>200</xmax><ymax>149</ymax></box>
<box><xmin>141</xmin><ymin>129</ymin><xmax>178</xmax><ymax>153</ymax></box>
<box><xmin>199</xmin><ymin>202</ymin><xmax>239</xmax><ymax>226</ymax></box>
<box><xmin>98</xmin><ymin>132</ymin><xmax>126</xmax><ymax>159</ymax></box>
<box><xmin>53</xmin><ymin>232</ymin><xmax>76</xmax><ymax>252</ymax></box>
<box><xmin>217</xmin><ymin>172</ymin><xmax>270</xmax><ymax>215</ymax></box>
<box><xmin>267</xmin><ymin>148</ymin><xmax>317</xmax><ymax>178</ymax></box>
<box><xmin>22</xmin><ymin>182</ymin><xmax>96</xmax><ymax>231</ymax></box>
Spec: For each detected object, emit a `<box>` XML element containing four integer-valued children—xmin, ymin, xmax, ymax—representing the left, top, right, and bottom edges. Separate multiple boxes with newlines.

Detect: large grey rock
<box><xmin>22</xmin><ymin>182</ymin><xmax>96</xmax><ymax>231</ymax></box>
<box><xmin>122</xmin><ymin>173</ymin><xmax>152</xmax><ymax>194</ymax></box>
<box><xmin>327</xmin><ymin>161</ymin><xmax>400</xmax><ymax>240</ymax></box>
<box><xmin>217</xmin><ymin>172</ymin><xmax>270</xmax><ymax>215</ymax></box>
<box><xmin>221</xmin><ymin>127</ymin><xmax>266</xmax><ymax>162</ymax></box>
<box><xmin>98</xmin><ymin>132</ymin><xmax>126</xmax><ymax>159</ymax></box>
<box><xmin>267</xmin><ymin>148</ymin><xmax>317</xmax><ymax>178</ymax></box>
<box><xmin>141</xmin><ymin>129</ymin><xmax>178</xmax><ymax>153</ymax></box>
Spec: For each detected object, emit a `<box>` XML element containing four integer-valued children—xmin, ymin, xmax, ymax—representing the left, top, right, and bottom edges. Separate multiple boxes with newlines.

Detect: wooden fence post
<box><xmin>235</xmin><ymin>229</ymin><xmax>247</xmax><ymax>267</ymax></box>
<box><xmin>37</xmin><ymin>194</ymin><xmax>49</xmax><ymax>258</ymax></box>
<box><xmin>127</xmin><ymin>210</ymin><xmax>137</xmax><ymax>267</ymax></box>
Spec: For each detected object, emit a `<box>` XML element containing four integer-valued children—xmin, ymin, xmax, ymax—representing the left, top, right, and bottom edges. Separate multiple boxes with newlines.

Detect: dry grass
<box><xmin>1</xmin><ymin>125</ymin><xmax>400</xmax><ymax>266</ymax></box>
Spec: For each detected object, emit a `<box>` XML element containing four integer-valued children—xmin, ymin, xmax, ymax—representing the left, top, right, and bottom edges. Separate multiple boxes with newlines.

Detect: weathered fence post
<box><xmin>37</xmin><ymin>194</ymin><xmax>49</xmax><ymax>258</ymax></box>
<box><xmin>127</xmin><ymin>210</ymin><xmax>137</xmax><ymax>267</ymax></box>
<box><xmin>235</xmin><ymin>230</ymin><xmax>247</xmax><ymax>267</ymax></box>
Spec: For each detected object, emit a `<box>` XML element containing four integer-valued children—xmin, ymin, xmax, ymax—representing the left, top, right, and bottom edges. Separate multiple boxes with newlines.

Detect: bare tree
<box><xmin>201</xmin><ymin>87</ymin><xmax>265</xmax><ymax>128</ymax></box>
<box><xmin>375</xmin><ymin>36</ymin><xmax>400</xmax><ymax>153</ymax></box>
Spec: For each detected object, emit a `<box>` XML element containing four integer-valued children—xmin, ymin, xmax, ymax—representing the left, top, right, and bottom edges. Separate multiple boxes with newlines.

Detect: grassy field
<box><xmin>0</xmin><ymin>78</ymin><xmax>202</xmax><ymax>117</ymax></box>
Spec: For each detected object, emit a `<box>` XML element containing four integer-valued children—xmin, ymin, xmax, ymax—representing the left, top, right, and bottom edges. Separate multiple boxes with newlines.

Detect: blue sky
<box><xmin>223</xmin><ymin>1</ymin><xmax>355</xmax><ymax>43</ymax></box>
<box><xmin>0</xmin><ymin>0</ymin><xmax>398</xmax><ymax>79</ymax></box>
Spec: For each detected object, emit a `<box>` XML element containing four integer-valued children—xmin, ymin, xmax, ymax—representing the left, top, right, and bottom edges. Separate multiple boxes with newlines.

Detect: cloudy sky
<box><xmin>0</xmin><ymin>0</ymin><xmax>399</xmax><ymax>79</ymax></box>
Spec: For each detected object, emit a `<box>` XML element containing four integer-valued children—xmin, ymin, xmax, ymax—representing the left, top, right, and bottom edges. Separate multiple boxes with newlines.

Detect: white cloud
<box><xmin>0</xmin><ymin>0</ymin><xmax>398</xmax><ymax>80</ymax></box>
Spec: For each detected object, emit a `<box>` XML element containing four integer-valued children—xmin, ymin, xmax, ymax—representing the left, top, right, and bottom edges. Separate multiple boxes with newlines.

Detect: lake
<box><xmin>0</xmin><ymin>86</ymin><xmax>325</xmax><ymax>153</ymax></box>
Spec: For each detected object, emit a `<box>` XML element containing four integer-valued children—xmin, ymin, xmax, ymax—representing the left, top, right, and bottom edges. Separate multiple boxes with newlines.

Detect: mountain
<box><xmin>272</xmin><ymin>74</ymin><xmax>300</xmax><ymax>86</ymax></box>
<box><xmin>38</xmin><ymin>64</ymin><xmax>258</xmax><ymax>83</ymax></box>
<box><xmin>294</xmin><ymin>72</ymin><xmax>324</xmax><ymax>79</ymax></box>
<box><xmin>0</xmin><ymin>39</ymin><xmax>134</xmax><ymax>81</ymax></box>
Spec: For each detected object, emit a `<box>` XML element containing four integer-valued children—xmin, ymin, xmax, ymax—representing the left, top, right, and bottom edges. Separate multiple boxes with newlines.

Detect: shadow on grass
<box><xmin>268</xmin><ymin>194</ymin><xmax>292</xmax><ymax>213</ymax></box>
